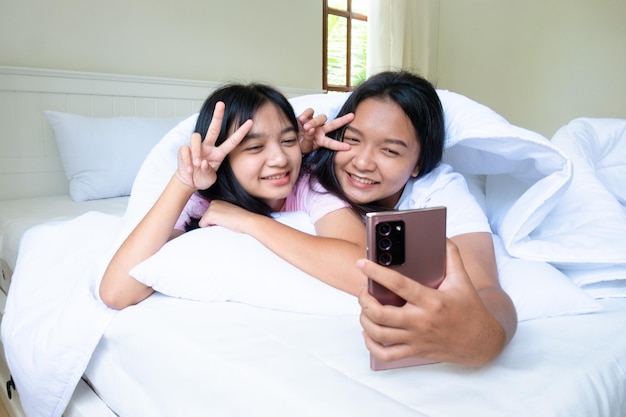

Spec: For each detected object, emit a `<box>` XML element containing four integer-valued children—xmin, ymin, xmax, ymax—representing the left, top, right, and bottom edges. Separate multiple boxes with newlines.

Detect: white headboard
<box><xmin>0</xmin><ymin>66</ymin><xmax>320</xmax><ymax>200</ymax></box>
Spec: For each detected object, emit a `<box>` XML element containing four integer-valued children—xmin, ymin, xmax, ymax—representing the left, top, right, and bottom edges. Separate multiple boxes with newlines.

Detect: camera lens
<box><xmin>379</xmin><ymin>253</ymin><xmax>392</xmax><ymax>266</ymax></box>
<box><xmin>378</xmin><ymin>223</ymin><xmax>391</xmax><ymax>236</ymax></box>
<box><xmin>378</xmin><ymin>237</ymin><xmax>391</xmax><ymax>250</ymax></box>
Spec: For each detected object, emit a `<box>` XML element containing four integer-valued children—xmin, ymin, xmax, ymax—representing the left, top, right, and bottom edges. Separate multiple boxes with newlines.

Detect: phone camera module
<box><xmin>375</xmin><ymin>220</ymin><xmax>405</xmax><ymax>266</ymax></box>
<box><xmin>378</xmin><ymin>252</ymin><xmax>393</xmax><ymax>266</ymax></box>
<box><xmin>378</xmin><ymin>237</ymin><xmax>392</xmax><ymax>250</ymax></box>
<box><xmin>378</xmin><ymin>223</ymin><xmax>392</xmax><ymax>236</ymax></box>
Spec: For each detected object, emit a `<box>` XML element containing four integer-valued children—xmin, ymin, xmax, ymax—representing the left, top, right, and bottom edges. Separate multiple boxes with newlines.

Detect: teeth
<box><xmin>349</xmin><ymin>173</ymin><xmax>376</xmax><ymax>184</ymax></box>
<box><xmin>265</xmin><ymin>173</ymin><xmax>287</xmax><ymax>180</ymax></box>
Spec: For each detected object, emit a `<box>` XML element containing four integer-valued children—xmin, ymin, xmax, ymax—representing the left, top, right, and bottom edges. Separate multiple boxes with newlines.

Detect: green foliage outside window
<box><xmin>325</xmin><ymin>0</ymin><xmax>368</xmax><ymax>90</ymax></box>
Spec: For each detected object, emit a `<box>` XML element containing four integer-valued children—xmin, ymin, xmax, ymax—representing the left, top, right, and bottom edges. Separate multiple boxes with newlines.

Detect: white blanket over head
<box><xmin>548</xmin><ymin>118</ymin><xmax>626</xmax><ymax>297</ymax></box>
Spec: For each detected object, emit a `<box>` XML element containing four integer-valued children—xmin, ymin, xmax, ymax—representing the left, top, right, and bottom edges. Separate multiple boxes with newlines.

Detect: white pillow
<box><xmin>130</xmin><ymin>211</ymin><xmax>360</xmax><ymax>316</ymax></box>
<box><xmin>120</xmin><ymin>114</ymin><xmax>198</xmax><ymax>241</ymax></box>
<box><xmin>45</xmin><ymin>110</ymin><xmax>185</xmax><ymax>201</ymax></box>
<box><xmin>492</xmin><ymin>235</ymin><xmax>603</xmax><ymax>321</ymax></box>
<box><xmin>289</xmin><ymin>92</ymin><xmax>351</xmax><ymax>121</ymax></box>
<box><xmin>130</xmin><ymin>211</ymin><xmax>602</xmax><ymax>321</ymax></box>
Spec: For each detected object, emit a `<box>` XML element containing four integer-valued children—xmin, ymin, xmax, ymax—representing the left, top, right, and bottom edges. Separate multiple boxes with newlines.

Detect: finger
<box><xmin>362</xmin><ymin>331</ymin><xmax>415</xmax><ymax>362</ymax></box>
<box><xmin>204</xmin><ymin>101</ymin><xmax>226</xmax><ymax>146</ymax></box>
<box><xmin>316</xmin><ymin>136</ymin><xmax>351</xmax><ymax>151</ymax></box>
<box><xmin>178</xmin><ymin>145</ymin><xmax>193</xmax><ymax>173</ymax></box>
<box><xmin>302</xmin><ymin>113</ymin><xmax>328</xmax><ymax>130</ymax></box>
<box><xmin>298</xmin><ymin>127</ymin><xmax>316</xmax><ymax>154</ymax></box>
<box><xmin>445</xmin><ymin>239</ymin><xmax>464</xmax><ymax>276</ymax></box>
<box><xmin>189</xmin><ymin>133</ymin><xmax>203</xmax><ymax>166</ymax></box>
<box><xmin>322</xmin><ymin>112</ymin><xmax>355</xmax><ymax>134</ymax></box>
<box><xmin>216</xmin><ymin>119</ymin><xmax>253</xmax><ymax>156</ymax></box>
<box><xmin>297</xmin><ymin>108</ymin><xmax>315</xmax><ymax>125</ymax></box>
<box><xmin>356</xmin><ymin>258</ymin><xmax>429</xmax><ymax>303</ymax></box>
<box><xmin>358</xmin><ymin>284</ymin><xmax>379</xmax><ymax>314</ymax></box>
<box><xmin>360</xmin><ymin>311</ymin><xmax>414</xmax><ymax>349</ymax></box>
<box><xmin>358</xmin><ymin>284</ymin><xmax>407</xmax><ymax>330</ymax></box>
<box><xmin>440</xmin><ymin>239</ymin><xmax>471</xmax><ymax>287</ymax></box>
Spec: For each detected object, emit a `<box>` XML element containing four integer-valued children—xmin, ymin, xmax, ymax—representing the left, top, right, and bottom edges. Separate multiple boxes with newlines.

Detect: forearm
<box><xmin>100</xmin><ymin>175</ymin><xmax>194</xmax><ymax>309</ymax></box>
<box><xmin>242</xmin><ymin>215</ymin><xmax>366</xmax><ymax>296</ymax></box>
<box><xmin>451</xmin><ymin>232</ymin><xmax>517</xmax><ymax>363</ymax></box>
<box><xmin>475</xmin><ymin>286</ymin><xmax>518</xmax><ymax>361</ymax></box>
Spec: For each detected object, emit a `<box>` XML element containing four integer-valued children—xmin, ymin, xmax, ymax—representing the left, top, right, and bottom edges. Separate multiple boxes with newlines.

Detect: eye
<box><xmin>281</xmin><ymin>137</ymin><xmax>298</xmax><ymax>146</ymax></box>
<box><xmin>244</xmin><ymin>143</ymin><xmax>264</xmax><ymax>152</ymax></box>
<box><xmin>342</xmin><ymin>136</ymin><xmax>360</xmax><ymax>144</ymax></box>
<box><xmin>382</xmin><ymin>147</ymin><xmax>402</xmax><ymax>156</ymax></box>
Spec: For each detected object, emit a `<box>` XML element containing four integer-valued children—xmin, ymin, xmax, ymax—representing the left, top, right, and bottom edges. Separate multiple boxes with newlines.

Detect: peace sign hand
<box><xmin>297</xmin><ymin>108</ymin><xmax>354</xmax><ymax>154</ymax></box>
<box><xmin>176</xmin><ymin>101</ymin><xmax>253</xmax><ymax>191</ymax></box>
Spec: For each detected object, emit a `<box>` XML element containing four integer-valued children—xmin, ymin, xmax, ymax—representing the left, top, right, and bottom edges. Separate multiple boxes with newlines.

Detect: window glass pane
<box><xmin>327</xmin><ymin>15</ymin><xmax>347</xmax><ymax>86</ymax></box>
<box><xmin>352</xmin><ymin>0</ymin><xmax>369</xmax><ymax>15</ymax></box>
<box><xmin>328</xmin><ymin>0</ymin><xmax>347</xmax><ymax>11</ymax></box>
<box><xmin>350</xmin><ymin>18</ymin><xmax>367</xmax><ymax>87</ymax></box>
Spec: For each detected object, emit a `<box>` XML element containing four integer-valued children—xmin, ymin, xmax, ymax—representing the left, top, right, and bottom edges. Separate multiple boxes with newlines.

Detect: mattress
<box><xmin>0</xmin><ymin>195</ymin><xmax>128</xmax><ymax>293</ymax></box>
<box><xmin>84</xmin><ymin>293</ymin><xmax>626</xmax><ymax>417</ymax></box>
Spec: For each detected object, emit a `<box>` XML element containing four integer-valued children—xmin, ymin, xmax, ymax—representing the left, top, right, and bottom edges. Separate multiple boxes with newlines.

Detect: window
<box><xmin>323</xmin><ymin>0</ymin><xmax>368</xmax><ymax>92</ymax></box>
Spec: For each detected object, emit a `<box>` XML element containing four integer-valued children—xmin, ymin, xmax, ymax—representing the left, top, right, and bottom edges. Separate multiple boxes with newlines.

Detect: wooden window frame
<box><xmin>323</xmin><ymin>0</ymin><xmax>368</xmax><ymax>92</ymax></box>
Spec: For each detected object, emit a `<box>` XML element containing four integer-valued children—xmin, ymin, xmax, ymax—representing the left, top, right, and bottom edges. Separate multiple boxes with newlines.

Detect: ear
<box><xmin>411</xmin><ymin>164</ymin><xmax>420</xmax><ymax>178</ymax></box>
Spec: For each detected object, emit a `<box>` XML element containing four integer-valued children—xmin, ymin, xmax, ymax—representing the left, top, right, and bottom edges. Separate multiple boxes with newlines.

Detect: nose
<box><xmin>351</xmin><ymin>146</ymin><xmax>376</xmax><ymax>172</ymax></box>
<box><xmin>267</xmin><ymin>143</ymin><xmax>289</xmax><ymax>167</ymax></box>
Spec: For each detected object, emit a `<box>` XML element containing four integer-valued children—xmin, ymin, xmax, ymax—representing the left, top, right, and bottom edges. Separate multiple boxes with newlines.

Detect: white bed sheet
<box><xmin>85</xmin><ymin>294</ymin><xmax>626</xmax><ymax>417</ymax></box>
<box><xmin>0</xmin><ymin>195</ymin><xmax>128</xmax><ymax>277</ymax></box>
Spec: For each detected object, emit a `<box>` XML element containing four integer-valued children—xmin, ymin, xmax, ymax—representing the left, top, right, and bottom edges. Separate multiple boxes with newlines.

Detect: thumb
<box><xmin>438</xmin><ymin>240</ymin><xmax>471</xmax><ymax>291</ymax></box>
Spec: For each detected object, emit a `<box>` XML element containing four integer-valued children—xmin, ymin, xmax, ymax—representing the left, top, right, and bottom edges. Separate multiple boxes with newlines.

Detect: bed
<box><xmin>1</xmin><ymin>67</ymin><xmax>625</xmax><ymax>417</ymax></box>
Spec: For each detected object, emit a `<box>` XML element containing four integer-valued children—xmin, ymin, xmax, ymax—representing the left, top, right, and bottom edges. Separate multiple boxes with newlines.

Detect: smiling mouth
<box><xmin>348</xmin><ymin>172</ymin><xmax>377</xmax><ymax>185</ymax></box>
<box><xmin>263</xmin><ymin>172</ymin><xmax>289</xmax><ymax>180</ymax></box>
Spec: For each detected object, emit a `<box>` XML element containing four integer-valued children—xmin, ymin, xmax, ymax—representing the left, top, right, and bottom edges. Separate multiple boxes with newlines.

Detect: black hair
<box><xmin>185</xmin><ymin>83</ymin><xmax>298</xmax><ymax>231</ymax></box>
<box><xmin>304</xmin><ymin>70</ymin><xmax>445</xmax><ymax>216</ymax></box>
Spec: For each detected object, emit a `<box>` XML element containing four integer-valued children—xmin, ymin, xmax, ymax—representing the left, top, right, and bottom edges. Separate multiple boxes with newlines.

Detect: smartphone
<box><xmin>365</xmin><ymin>206</ymin><xmax>447</xmax><ymax>370</ymax></box>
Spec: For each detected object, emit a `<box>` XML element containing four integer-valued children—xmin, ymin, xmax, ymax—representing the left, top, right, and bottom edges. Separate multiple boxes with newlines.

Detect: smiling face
<box><xmin>333</xmin><ymin>98</ymin><xmax>421</xmax><ymax>208</ymax></box>
<box><xmin>228</xmin><ymin>102</ymin><xmax>301</xmax><ymax>211</ymax></box>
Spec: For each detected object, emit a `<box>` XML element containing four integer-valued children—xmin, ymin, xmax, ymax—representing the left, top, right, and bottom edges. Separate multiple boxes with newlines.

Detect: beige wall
<box><xmin>437</xmin><ymin>0</ymin><xmax>626</xmax><ymax>137</ymax></box>
<box><xmin>2</xmin><ymin>0</ymin><xmax>624</xmax><ymax>137</ymax></box>
<box><xmin>0</xmin><ymin>0</ymin><xmax>322</xmax><ymax>90</ymax></box>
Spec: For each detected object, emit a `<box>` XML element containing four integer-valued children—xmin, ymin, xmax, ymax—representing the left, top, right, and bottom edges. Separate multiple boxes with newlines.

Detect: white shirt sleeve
<box><xmin>396</xmin><ymin>163</ymin><xmax>491</xmax><ymax>237</ymax></box>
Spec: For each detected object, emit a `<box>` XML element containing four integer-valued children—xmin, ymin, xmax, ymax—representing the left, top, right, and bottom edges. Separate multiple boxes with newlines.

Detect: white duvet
<box><xmin>2</xmin><ymin>92</ymin><xmax>626</xmax><ymax>416</ymax></box>
<box><xmin>1</xmin><ymin>213</ymin><xmax>120</xmax><ymax>417</ymax></box>
<box><xmin>543</xmin><ymin>118</ymin><xmax>626</xmax><ymax>296</ymax></box>
<box><xmin>85</xmin><ymin>294</ymin><xmax>626</xmax><ymax>417</ymax></box>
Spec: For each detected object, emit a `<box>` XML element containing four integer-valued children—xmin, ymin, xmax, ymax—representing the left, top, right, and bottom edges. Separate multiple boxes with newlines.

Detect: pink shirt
<box><xmin>174</xmin><ymin>175</ymin><xmax>348</xmax><ymax>231</ymax></box>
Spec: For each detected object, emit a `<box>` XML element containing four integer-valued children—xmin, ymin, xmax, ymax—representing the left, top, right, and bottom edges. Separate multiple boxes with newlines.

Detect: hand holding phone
<box><xmin>365</xmin><ymin>207</ymin><xmax>447</xmax><ymax>370</ymax></box>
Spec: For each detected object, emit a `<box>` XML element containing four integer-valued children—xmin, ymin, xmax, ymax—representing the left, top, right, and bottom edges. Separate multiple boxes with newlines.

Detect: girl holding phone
<box><xmin>303</xmin><ymin>70</ymin><xmax>517</xmax><ymax>366</ymax></box>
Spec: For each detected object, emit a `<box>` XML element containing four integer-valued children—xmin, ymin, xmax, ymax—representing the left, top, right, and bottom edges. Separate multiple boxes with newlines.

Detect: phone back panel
<box><xmin>365</xmin><ymin>207</ymin><xmax>446</xmax><ymax>370</ymax></box>
<box><xmin>366</xmin><ymin>207</ymin><xmax>446</xmax><ymax>306</ymax></box>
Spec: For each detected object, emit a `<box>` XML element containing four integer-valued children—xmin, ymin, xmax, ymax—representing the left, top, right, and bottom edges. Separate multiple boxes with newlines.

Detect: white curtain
<box><xmin>367</xmin><ymin>0</ymin><xmax>440</xmax><ymax>82</ymax></box>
